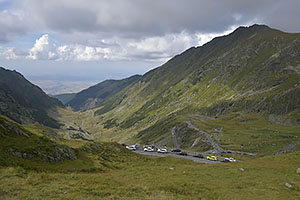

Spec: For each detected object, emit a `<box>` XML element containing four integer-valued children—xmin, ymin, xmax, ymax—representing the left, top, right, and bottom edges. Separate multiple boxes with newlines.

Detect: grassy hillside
<box><xmin>0</xmin><ymin>115</ymin><xmax>140</xmax><ymax>172</ymax></box>
<box><xmin>67</xmin><ymin>75</ymin><xmax>141</xmax><ymax>111</ymax></box>
<box><xmin>0</xmin><ymin>67</ymin><xmax>63</xmax><ymax>128</ymax></box>
<box><xmin>0</xmin><ymin>150</ymin><xmax>299</xmax><ymax>199</ymax></box>
<box><xmin>52</xmin><ymin>93</ymin><xmax>76</xmax><ymax>105</ymax></box>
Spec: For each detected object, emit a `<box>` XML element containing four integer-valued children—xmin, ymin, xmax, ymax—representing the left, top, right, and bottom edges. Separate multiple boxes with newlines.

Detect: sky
<box><xmin>0</xmin><ymin>0</ymin><xmax>300</xmax><ymax>94</ymax></box>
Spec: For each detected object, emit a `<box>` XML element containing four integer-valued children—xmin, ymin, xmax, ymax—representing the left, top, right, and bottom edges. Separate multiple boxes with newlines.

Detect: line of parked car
<box><xmin>124</xmin><ymin>144</ymin><xmax>237</xmax><ymax>163</ymax></box>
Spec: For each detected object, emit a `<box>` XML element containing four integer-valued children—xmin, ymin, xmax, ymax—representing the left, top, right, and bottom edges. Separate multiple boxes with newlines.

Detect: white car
<box><xmin>223</xmin><ymin>157</ymin><xmax>236</xmax><ymax>163</ymax></box>
<box><xmin>126</xmin><ymin>145</ymin><xmax>136</xmax><ymax>151</ymax></box>
<box><xmin>144</xmin><ymin>147</ymin><xmax>155</xmax><ymax>152</ymax></box>
<box><xmin>157</xmin><ymin>148</ymin><xmax>168</xmax><ymax>153</ymax></box>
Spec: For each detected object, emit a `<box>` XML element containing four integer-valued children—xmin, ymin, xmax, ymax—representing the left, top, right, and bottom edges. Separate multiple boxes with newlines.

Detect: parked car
<box><xmin>193</xmin><ymin>153</ymin><xmax>204</xmax><ymax>158</ymax></box>
<box><xmin>157</xmin><ymin>148</ymin><xmax>168</xmax><ymax>153</ymax></box>
<box><xmin>126</xmin><ymin>145</ymin><xmax>136</xmax><ymax>151</ymax></box>
<box><xmin>178</xmin><ymin>152</ymin><xmax>188</xmax><ymax>156</ymax></box>
<box><xmin>171</xmin><ymin>148</ymin><xmax>181</xmax><ymax>152</ymax></box>
<box><xmin>228</xmin><ymin>157</ymin><xmax>237</xmax><ymax>162</ymax></box>
<box><xmin>236</xmin><ymin>152</ymin><xmax>242</xmax><ymax>155</ymax></box>
<box><xmin>221</xmin><ymin>157</ymin><xmax>237</xmax><ymax>163</ymax></box>
<box><xmin>206</xmin><ymin>155</ymin><xmax>218</xmax><ymax>161</ymax></box>
<box><xmin>144</xmin><ymin>146</ymin><xmax>155</xmax><ymax>152</ymax></box>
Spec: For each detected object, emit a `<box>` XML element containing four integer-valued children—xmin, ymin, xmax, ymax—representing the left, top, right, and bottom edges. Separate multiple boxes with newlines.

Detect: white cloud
<box><xmin>128</xmin><ymin>32</ymin><xmax>195</xmax><ymax>54</ymax></box>
<box><xmin>123</xmin><ymin>31</ymin><xmax>201</xmax><ymax>62</ymax></box>
<box><xmin>27</xmin><ymin>34</ymin><xmax>56</xmax><ymax>60</ymax></box>
<box><xmin>15</xmin><ymin>29</ymin><xmax>240</xmax><ymax>63</ymax></box>
<box><xmin>0</xmin><ymin>47</ymin><xmax>18</xmax><ymax>59</ymax></box>
<box><xmin>68</xmin><ymin>45</ymin><xmax>110</xmax><ymax>61</ymax></box>
<box><xmin>0</xmin><ymin>47</ymin><xmax>27</xmax><ymax>60</ymax></box>
<box><xmin>195</xmin><ymin>25</ymin><xmax>239</xmax><ymax>46</ymax></box>
<box><xmin>26</xmin><ymin>34</ymin><xmax>113</xmax><ymax>61</ymax></box>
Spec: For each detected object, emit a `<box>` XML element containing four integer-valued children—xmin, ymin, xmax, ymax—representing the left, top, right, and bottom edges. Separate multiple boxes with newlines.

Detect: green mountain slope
<box><xmin>88</xmin><ymin>24</ymin><xmax>300</xmax><ymax>153</ymax></box>
<box><xmin>67</xmin><ymin>75</ymin><xmax>141</xmax><ymax>111</ymax></box>
<box><xmin>0</xmin><ymin>67</ymin><xmax>63</xmax><ymax>128</ymax></box>
<box><xmin>52</xmin><ymin>93</ymin><xmax>76</xmax><ymax>105</ymax></box>
<box><xmin>0</xmin><ymin>114</ymin><xmax>141</xmax><ymax>171</ymax></box>
<box><xmin>0</xmin><ymin>115</ymin><xmax>77</xmax><ymax>167</ymax></box>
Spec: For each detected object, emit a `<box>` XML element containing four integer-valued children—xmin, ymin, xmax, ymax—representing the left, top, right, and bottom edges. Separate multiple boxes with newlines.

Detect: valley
<box><xmin>1</xmin><ymin>24</ymin><xmax>300</xmax><ymax>199</ymax></box>
<box><xmin>56</xmin><ymin>106</ymin><xmax>300</xmax><ymax>156</ymax></box>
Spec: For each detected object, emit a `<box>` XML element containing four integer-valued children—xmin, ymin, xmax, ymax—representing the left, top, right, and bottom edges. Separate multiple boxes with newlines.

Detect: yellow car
<box><xmin>206</xmin><ymin>156</ymin><xmax>218</xmax><ymax>161</ymax></box>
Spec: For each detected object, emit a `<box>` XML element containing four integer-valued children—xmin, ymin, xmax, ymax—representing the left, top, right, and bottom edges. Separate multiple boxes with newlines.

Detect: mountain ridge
<box><xmin>0</xmin><ymin>67</ymin><xmax>63</xmax><ymax>128</ymax></box>
<box><xmin>66</xmin><ymin>74</ymin><xmax>141</xmax><ymax>111</ymax></box>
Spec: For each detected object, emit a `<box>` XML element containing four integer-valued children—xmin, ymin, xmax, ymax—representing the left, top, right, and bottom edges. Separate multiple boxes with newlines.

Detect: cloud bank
<box><xmin>0</xmin><ymin>9</ymin><xmax>28</xmax><ymax>43</ymax></box>
<box><xmin>1</xmin><ymin>0</ymin><xmax>300</xmax><ymax>63</ymax></box>
<box><xmin>22</xmin><ymin>31</ymin><xmax>217</xmax><ymax>62</ymax></box>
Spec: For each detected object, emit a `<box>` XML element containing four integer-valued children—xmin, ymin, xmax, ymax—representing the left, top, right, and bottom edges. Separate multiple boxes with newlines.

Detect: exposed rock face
<box><xmin>82</xmin><ymin>143</ymin><xmax>101</xmax><ymax>152</ymax></box>
<box><xmin>10</xmin><ymin>151</ymin><xmax>33</xmax><ymax>159</ymax></box>
<box><xmin>272</xmin><ymin>141</ymin><xmax>300</xmax><ymax>155</ymax></box>
<box><xmin>0</xmin><ymin>119</ymin><xmax>30</xmax><ymax>138</ymax></box>
<box><xmin>37</xmin><ymin>146</ymin><xmax>77</xmax><ymax>162</ymax></box>
<box><xmin>9</xmin><ymin>142</ymin><xmax>78</xmax><ymax>163</ymax></box>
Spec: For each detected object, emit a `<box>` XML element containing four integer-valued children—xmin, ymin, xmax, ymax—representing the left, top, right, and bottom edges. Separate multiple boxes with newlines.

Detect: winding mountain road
<box><xmin>186</xmin><ymin>120</ymin><xmax>224</xmax><ymax>153</ymax></box>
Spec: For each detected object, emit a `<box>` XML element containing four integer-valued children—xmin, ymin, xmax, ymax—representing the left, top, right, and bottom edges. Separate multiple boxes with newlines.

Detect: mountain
<box><xmin>67</xmin><ymin>75</ymin><xmax>141</xmax><ymax>111</ymax></box>
<box><xmin>83</xmin><ymin>24</ymin><xmax>300</xmax><ymax>153</ymax></box>
<box><xmin>0</xmin><ymin>67</ymin><xmax>63</xmax><ymax>128</ymax></box>
<box><xmin>51</xmin><ymin>93</ymin><xmax>76</xmax><ymax>105</ymax></box>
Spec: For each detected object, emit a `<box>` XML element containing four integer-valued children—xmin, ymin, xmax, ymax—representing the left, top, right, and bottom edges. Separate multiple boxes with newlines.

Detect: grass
<box><xmin>192</xmin><ymin>112</ymin><xmax>300</xmax><ymax>155</ymax></box>
<box><xmin>0</xmin><ymin>151</ymin><xmax>300</xmax><ymax>199</ymax></box>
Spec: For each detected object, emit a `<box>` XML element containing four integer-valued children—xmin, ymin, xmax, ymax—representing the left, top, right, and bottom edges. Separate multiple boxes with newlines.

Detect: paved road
<box><xmin>134</xmin><ymin>149</ymin><xmax>221</xmax><ymax>164</ymax></box>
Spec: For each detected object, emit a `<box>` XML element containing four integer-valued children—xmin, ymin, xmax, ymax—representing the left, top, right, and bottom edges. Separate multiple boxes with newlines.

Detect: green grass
<box><xmin>0</xmin><ymin>151</ymin><xmax>300</xmax><ymax>199</ymax></box>
<box><xmin>192</xmin><ymin>112</ymin><xmax>300</xmax><ymax>155</ymax></box>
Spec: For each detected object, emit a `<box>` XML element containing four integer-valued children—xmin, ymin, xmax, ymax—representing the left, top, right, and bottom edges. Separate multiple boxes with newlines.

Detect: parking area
<box><xmin>134</xmin><ymin>149</ymin><xmax>222</xmax><ymax>164</ymax></box>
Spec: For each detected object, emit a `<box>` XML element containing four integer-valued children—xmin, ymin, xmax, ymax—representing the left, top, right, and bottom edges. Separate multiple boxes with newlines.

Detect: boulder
<box><xmin>285</xmin><ymin>183</ymin><xmax>292</xmax><ymax>188</ymax></box>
